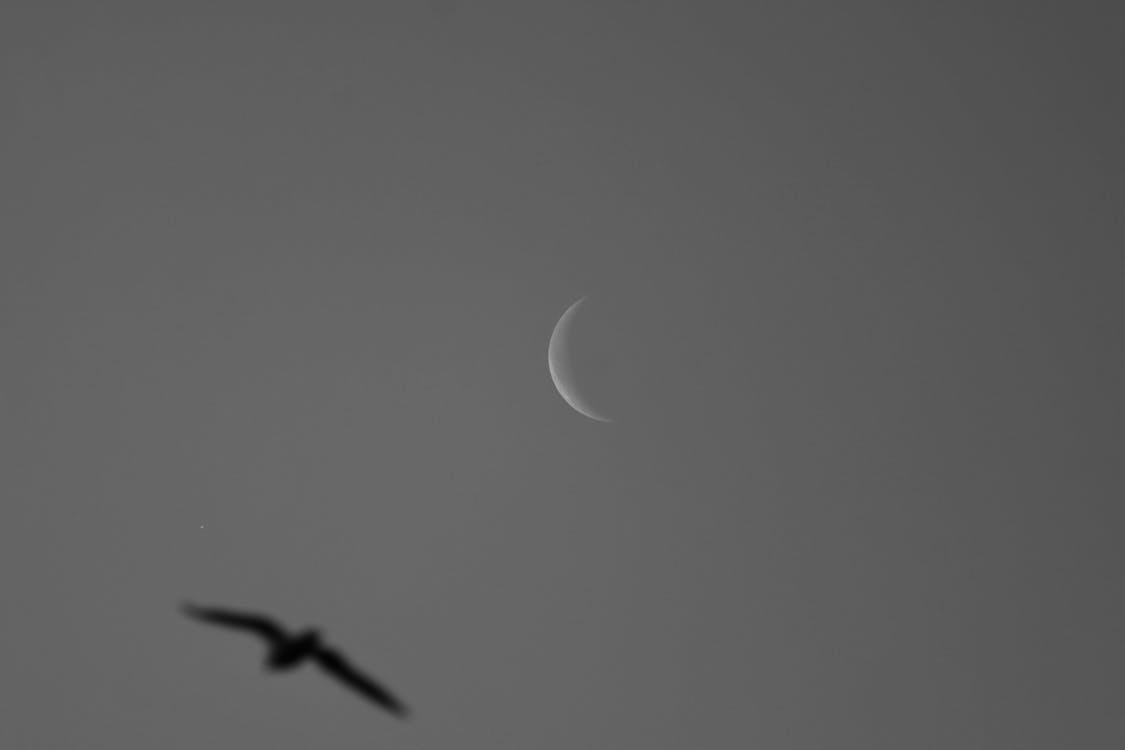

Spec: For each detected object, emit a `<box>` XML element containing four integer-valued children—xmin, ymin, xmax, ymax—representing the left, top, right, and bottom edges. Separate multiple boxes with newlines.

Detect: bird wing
<box><xmin>313</xmin><ymin>646</ymin><xmax>409</xmax><ymax>718</ymax></box>
<box><xmin>182</xmin><ymin>603</ymin><xmax>287</xmax><ymax>644</ymax></box>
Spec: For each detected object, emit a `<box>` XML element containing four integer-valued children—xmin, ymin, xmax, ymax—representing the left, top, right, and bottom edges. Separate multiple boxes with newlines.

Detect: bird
<box><xmin>182</xmin><ymin>602</ymin><xmax>410</xmax><ymax>718</ymax></box>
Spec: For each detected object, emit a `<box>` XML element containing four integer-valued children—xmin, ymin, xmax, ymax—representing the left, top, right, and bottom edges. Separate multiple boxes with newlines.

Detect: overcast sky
<box><xmin>2</xmin><ymin>2</ymin><xmax>1123</xmax><ymax>748</ymax></box>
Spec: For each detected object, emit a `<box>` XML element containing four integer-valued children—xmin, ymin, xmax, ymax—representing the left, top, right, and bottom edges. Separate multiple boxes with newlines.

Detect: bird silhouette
<box><xmin>182</xmin><ymin>602</ymin><xmax>410</xmax><ymax>718</ymax></box>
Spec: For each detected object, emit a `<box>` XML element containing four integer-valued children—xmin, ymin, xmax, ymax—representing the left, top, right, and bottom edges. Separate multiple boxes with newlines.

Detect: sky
<box><xmin>2</xmin><ymin>2</ymin><xmax>1123</xmax><ymax>748</ymax></box>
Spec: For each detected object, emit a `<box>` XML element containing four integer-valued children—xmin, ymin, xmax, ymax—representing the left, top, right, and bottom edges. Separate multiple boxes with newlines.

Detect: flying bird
<box><xmin>182</xmin><ymin>602</ymin><xmax>410</xmax><ymax>718</ymax></box>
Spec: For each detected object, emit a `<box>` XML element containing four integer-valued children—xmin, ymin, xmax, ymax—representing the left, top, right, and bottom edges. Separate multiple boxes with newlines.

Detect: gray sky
<box><xmin>3</xmin><ymin>2</ymin><xmax>1123</xmax><ymax>748</ymax></box>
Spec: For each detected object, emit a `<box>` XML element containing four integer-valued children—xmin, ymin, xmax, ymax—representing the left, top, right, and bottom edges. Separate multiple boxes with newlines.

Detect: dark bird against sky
<box><xmin>182</xmin><ymin>603</ymin><xmax>410</xmax><ymax>718</ymax></box>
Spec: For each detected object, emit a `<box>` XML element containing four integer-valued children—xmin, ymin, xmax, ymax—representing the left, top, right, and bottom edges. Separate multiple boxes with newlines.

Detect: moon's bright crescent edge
<box><xmin>548</xmin><ymin>298</ymin><xmax>612</xmax><ymax>422</ymax></box>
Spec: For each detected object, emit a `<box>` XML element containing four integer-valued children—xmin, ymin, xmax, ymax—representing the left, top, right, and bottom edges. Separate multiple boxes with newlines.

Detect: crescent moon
<box><xmin>548</xmin><ymin>298</ymin><xmax>612</xmax><ymax>422</ymax></box>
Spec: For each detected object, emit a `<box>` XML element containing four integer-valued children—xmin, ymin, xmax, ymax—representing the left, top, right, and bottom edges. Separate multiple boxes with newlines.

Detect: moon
<box><xmin>548</xmin><ymin>298</ymin><xmax>612</xmax><ymax>423</ymax></box>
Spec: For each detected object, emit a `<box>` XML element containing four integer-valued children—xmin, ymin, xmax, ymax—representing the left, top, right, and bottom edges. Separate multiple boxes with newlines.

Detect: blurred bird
<box><xmin>182</xmin><ymin>602</ymin><xmax>410</xmax><ymax>718</ymax></box>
